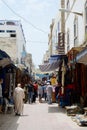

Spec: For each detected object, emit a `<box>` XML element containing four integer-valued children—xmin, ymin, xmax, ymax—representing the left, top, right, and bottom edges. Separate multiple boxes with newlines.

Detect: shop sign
<box><xmin>58</xmin><ymin>32</ymin><xmax>65</xmax><ymax>54</ymax></box>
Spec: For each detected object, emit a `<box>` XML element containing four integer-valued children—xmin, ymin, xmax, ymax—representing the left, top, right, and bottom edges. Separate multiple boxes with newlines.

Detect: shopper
<box><xmin>46</xmin><ymin>82</ymin><xmax>53</xmax><ymax>104</ymax></box>
<box><xmin>13</xmin><ymin>83</ymin><xmax>25</xmax><ymax>116</ymax></box>
<box><xmin>27</xmin><ymin>81</ymin><xmax>34</xmax><ymax>104</ymax></box>
<box><xmin>38</xmin><ymin>83</ymin><xmax>43</xmax><ymax>103</ymax></box>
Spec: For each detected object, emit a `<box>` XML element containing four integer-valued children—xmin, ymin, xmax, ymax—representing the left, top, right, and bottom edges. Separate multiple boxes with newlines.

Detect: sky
<box><xmin>0</xmin><ymin>0</ymin><xmax>60</xmax><ymax>68</ymax></box>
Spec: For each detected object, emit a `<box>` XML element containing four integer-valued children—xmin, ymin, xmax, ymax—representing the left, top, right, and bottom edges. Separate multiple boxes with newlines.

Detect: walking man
<box><xmin>13</xmin><ymin>83</ymin><xmax>25</xmax><ymax>116</ymax></box>
<box><xmin>27</xmin><ymin>81</ymin><xmax>34</xmax><ymax>104</ymax></box>
<box><xmin>46</xmin><ymin>82</ymin><xmax>53</xmax><ymax>104</ymax></box>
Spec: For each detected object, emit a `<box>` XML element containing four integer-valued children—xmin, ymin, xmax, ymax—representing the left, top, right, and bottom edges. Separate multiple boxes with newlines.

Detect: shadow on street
<box><xmin>0</xmin><ymin>114</ymin><xmax>19</xmax><ymax>130</ymax></box>
<box><xmin>48</xmin><ymin>105</ymin><xmax>66</xmax><ymax>114</ymax></box>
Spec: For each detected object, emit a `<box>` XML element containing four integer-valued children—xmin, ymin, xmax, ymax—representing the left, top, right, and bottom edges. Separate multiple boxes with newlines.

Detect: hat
<box><xmin>46</xmin><ymin>82</ymin><xmax>50</xmax><ymax>85</ymax></box>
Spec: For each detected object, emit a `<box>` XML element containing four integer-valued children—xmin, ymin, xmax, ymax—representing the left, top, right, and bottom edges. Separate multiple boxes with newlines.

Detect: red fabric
<box><xmin>33</xmin><ymin>84</ymin><xmax>38</xmax><ymax>90</ymax></box>
<box><xmin>66</xmin><ymin>84</ymin><xmax>75</xmax><ymax>89</ymax></box>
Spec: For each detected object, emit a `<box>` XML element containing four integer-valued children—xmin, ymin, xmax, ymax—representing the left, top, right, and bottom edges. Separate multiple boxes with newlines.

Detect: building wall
<box><xmin>25</xmin><ymin>53</ymin><xmax>32</xmax><ymax>74</ymax></box>
<box><xmin>65</xmin><ymin>0</ymin><xmax>86</xmax><ymax>53</ymax></box>
<box><xmin>49</xmin><ymin>1</ymin><xmax>65</xmax><ymax>56</ymax></box>
<box><xmin>0</xmin><ymin>20</ymin><xmax>26</xmax><ymax>64</ymax></box>
<box><xmin>52</xmin><ymin>13</ymin><xmax>61</xmax><ymax>55</ymax></box>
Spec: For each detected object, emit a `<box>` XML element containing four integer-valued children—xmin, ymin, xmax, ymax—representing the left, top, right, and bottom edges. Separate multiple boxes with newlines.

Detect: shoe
<box><xmin>15</xmin><ymin>113</ymin><xmax>18</xmax><ymax>116</ymax></box>
<box><xmin>15</xmin><ymin>113</ymin><xmax>20</xmax><ymax>116</ymax></box>
<box><xmin>17</xmin><ymin>114</ymin><xmax>21</xmax><ymax>116</ymax></box>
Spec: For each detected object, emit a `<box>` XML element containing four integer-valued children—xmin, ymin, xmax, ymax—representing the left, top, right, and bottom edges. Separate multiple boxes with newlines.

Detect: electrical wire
<box><xmin>1</xmin><ymin>0</ymin><xmax>48</xmax><ymax>34</ymax></box>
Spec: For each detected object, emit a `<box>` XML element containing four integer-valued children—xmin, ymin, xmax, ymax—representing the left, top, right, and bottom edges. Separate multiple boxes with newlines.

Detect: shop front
<box><xmin>39</xmin><ymin>54</ymin><xmax>68</xmax><ymax>103</ymax></box>
<box><xmin>76</xmin><ymin>47</ymin><xmax>87</xmax><ymax>107</ymax></box>
<box><xmin>0</xmin><ymin>50</ymin><xmax>17</xmax><ymax>105</ymax></box>
<box><xmin>65</xmin><ymin>47</ymin><xmax>84</xmax><ymax>106</ymax></box>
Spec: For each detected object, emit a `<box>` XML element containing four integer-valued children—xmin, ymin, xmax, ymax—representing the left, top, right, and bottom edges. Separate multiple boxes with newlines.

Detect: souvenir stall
<box><xmin>16</xmin><ymin>64</ymin><xmax>30</xmax><ymax>88</ymax></box>
<box><xmin>74</xmin><ymin>63</ymin><xmax>87</xmax><ymax>105</ymax></box>
<box><xmin>76</xmin><ymin>47</ymin><xmax>87</xmax><ymax>107</ymax></box>
<box><xmin>0</xmin><ymin>49</ymin><xmax>16</xmax><ymax>99</ymax></box>
<box><xmin>51</xmin><ymin>56</ymin><xmax>68</xmax><ymax>107</ymax></box>
<box><xmin>69</xmin><ymin>47</ymin><xmax>87</xmax><ymax>126</ymax></box>
<box><xmin>66</xmin><ymin>47</ymin><xmax>84</xmax><ymax>106</ymax></box>
<box><xmin>39</xmin><ymin>54</ymin><xmax>68</xmax><ymax>103</ymax></box>
<box><xmin>1</xmin><ymin>64</ymin><xmax>17</xmax><ymax>99</ymax></box>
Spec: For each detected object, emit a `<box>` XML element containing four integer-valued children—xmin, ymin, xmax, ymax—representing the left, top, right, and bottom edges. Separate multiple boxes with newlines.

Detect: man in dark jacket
<box><xmin>28</xmin><ymin>81</ymin><xmax>34</xmax><ymax>104</ymax></box>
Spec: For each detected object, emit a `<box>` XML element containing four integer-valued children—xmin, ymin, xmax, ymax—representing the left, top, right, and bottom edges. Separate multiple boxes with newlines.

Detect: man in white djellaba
<box><xmin>13</xmin><ymin>83</ymin><xmax>25</xmax><ymax>116</ymax></box>
<box><xmin>46</xmin><ymin>82</ymin><xmax>53</xmax><ymax>104</ymax></box>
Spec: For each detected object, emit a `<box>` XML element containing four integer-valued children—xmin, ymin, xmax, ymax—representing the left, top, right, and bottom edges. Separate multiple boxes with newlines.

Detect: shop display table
<box><xmin>65</xmin><ymin>105</ymin><xmax>78</xmax><ymax>116</ymax></box>
<box><xmin>83</xmin><ymin>107</ymin><xmax>87</xmax><ymax>115</ymax></box>
<box><xmin>4</xmin><ymin>98</ymin><xmax>14</xmax><ymax>114</ymax></box>
<box><xmin>72</xmin><ymin>114</ymin><xmax>87</xmax><ymax>126</ymax></box>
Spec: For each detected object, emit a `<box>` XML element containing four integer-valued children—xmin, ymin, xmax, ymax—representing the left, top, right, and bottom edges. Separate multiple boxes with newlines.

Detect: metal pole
<box><xmin>61</xmin><ymin>0</ymin><xmax>65</xmax><ymax>94</ymax></box>
<box><xmin>61</xmin><ymin>0</ymin><xmax>65</xmax><ymax>33</ymax></box>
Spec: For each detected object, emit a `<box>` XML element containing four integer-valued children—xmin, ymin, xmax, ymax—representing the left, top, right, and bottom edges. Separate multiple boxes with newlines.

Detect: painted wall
<box><xmin>65</xmin><ymin>0</ymin><xmax>86</xmax><ymax>53</ymax></box>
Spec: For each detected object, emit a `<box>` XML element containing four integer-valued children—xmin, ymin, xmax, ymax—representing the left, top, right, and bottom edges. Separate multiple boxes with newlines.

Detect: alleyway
<box><xmin>0</xmin><ymin>100</ymin><xmax>87</xmax><ymax>130</ymax></box>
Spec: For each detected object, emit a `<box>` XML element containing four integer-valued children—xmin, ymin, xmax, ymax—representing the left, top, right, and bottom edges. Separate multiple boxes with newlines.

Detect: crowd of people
<box><xmin>0</xmin><ymin>73</ymin><xmax>62</xmax><ymax>116</ymax></box>
<box><xmin>22</xmin><ymin>73</ymin><xmax>62</xmax><ymax>106</ymax></box>
<box><xmin>13</xmin><ymin>73</ymin><xmax>62</xmax><ymax>116</ymax></box>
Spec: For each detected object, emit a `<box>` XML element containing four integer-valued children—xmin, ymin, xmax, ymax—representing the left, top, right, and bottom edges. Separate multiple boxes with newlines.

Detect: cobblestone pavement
<box><xmin>0</xmin><ymin>100</ymin><xmax>87</xmax><ymax>130</ymax></box>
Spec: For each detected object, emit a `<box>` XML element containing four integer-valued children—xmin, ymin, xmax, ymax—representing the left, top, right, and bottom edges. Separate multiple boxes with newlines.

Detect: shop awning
<box><xmin>39</xmin><ymin>60</ymin><xmax>61</xmax><ymax>72</ymax></box>
<box><xmin>0</xmin><ymin>49</ymin><xmax>12</xmax><ymax>67</ymax></box>
<box><xmin>39</xmin><ymin>55</ymin><xmax>67</xmax><ymax>72</ymax></box>
<box><xmin>0</xmin><ymin>58</ymin><xmax>12</xmax><ymax>67</ymax></box>
<box><xmin>76</xmin><ymin>47</ymin><xmax>87</xmax><ymax>64</ymax></box>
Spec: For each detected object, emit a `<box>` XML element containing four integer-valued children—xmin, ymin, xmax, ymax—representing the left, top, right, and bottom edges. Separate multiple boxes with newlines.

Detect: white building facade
<box><xmin>64</xmin><ymin>0</ymin><xmax>86</xmax><ymax>53</ymax></box>
<box><xmin>48</xmin><ymin>1</ymin><xmax>65</xmax><ymax>57</ymax></box>
<box><xmin>0</xmin><ymin>20</ymin><xmax>26</xmax><ymax>64</ymax></box>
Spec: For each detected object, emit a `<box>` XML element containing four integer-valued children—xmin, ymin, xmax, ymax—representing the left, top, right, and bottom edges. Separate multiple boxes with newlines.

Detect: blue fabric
<box><xmin>0</xmin><ymin>97</ymin><xmax>3</xmax><ymax>105</ymax></box>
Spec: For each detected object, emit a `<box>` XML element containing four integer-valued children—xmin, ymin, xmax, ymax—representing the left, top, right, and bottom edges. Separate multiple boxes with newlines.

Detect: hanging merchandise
<box><xmin>61</xmin><ymin>60</ymin><xmax>66</xmax><ymax>94</ymax></box>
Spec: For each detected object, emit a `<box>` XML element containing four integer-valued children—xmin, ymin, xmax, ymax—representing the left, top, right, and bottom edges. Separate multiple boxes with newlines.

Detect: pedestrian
<box><xmin>55</xmin><ymin>82</ymin><xmax>61</xmax><ymax>103</ymax></box>
<box><xmin>43</xmin><ymin>83</ymin><xmax>47</xmax><ymax>101</ymax></box>
<box><xmin>50</xmin><ymin>73</ymin><xmax>57</xmax><ymax>86</ymax></box>
<box><xmin>0</xmin><ymin>78</ymin><xmax>3</xmax><ymax>113</ymax></box>
<box><xmin>46</xmin><ymin>82</ymin><xmax>53</xmax><ymax>104</ymax></box>
<box><xmin>33</xmin><ymin>81</ymin><xmax>38</xmax><ymax>102</ymax></box>
<box><xmin>13</xmin><ymin>83</ymin><xmax>25</xmax><ymax>116</ymax></box>
<box><xmin>27</xmin><ymin>81</ymin><xmax>34</xmax><ymax>104</ymax></box>
<box><xmin>38</xmin><ymin>83</ymin><xmax>43</xmax><ymax>103</ymax></box>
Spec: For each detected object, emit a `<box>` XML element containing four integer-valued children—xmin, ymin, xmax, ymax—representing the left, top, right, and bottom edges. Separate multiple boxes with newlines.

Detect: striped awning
<box><xmin>39</xmin><ymin>55</ymin><xmax>68</xmax><ymax>72</ymax></box>
<box><xmin>39</xmin><ymin>60</ymin><xmax>61</xmax><ymax>72</ymax></box>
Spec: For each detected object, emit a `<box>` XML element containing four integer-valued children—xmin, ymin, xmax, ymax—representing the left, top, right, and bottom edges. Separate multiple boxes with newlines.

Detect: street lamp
<box><xmin>59</xmin><ymin>8</ymin><xmax>83</xmax><ymax>16</ymax></box>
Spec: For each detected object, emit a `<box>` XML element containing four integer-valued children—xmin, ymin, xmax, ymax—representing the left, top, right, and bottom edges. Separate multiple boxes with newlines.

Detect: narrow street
<box><xmin>0</xmin><ymin>100</ymin><xmax>87</xmax><ymax>130</ymax></box>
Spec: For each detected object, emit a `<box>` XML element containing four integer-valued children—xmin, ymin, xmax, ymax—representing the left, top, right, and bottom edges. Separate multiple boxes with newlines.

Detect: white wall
<box><xmin>52</xmin><ymin>12</ymin><xmax>61</xmax><ymax>55</ymax></box>
<box><xmin>65</xmin><ymin>0</ymin><xmax>86</xmax><ymax>53</ymax></box>
<box><xmin>0</xmin><ymin>20</ymin><xmax>26</xmax><ymax>64</ymax></box>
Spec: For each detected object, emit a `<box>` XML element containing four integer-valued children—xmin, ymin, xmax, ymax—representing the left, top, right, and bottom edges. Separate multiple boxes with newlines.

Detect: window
<box><xmin>74</xmin><ymin>16</ymin><xmax>78</xmax><ymax>46</ymax></box>
<box><xmin>10</xmin><ymin>34</ymin><xmax>16</xmax><ymax>37</ymax></box>
<box><xmin>0</xmin><ymin>21</ymin><xmax>5</xmax><ymax>25</ymax></box>
<box><xmin>0</xmin><ymin>30</ymin><xmax>5</xmax><ymax>33</ymax></box>
<box><xmin>66</xmin><ymin>0</ymin><xmax>70</xmax><ymax>10</ymax></box>
<box><xmin>6</xmin><ymin>30</ymin><xmax>16</xmax><ymax>33</ymax></box>
<box><xmin>6</xmin><ymin>21</ymin><xmax>16</xmax><ymax>25</ymax></box>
